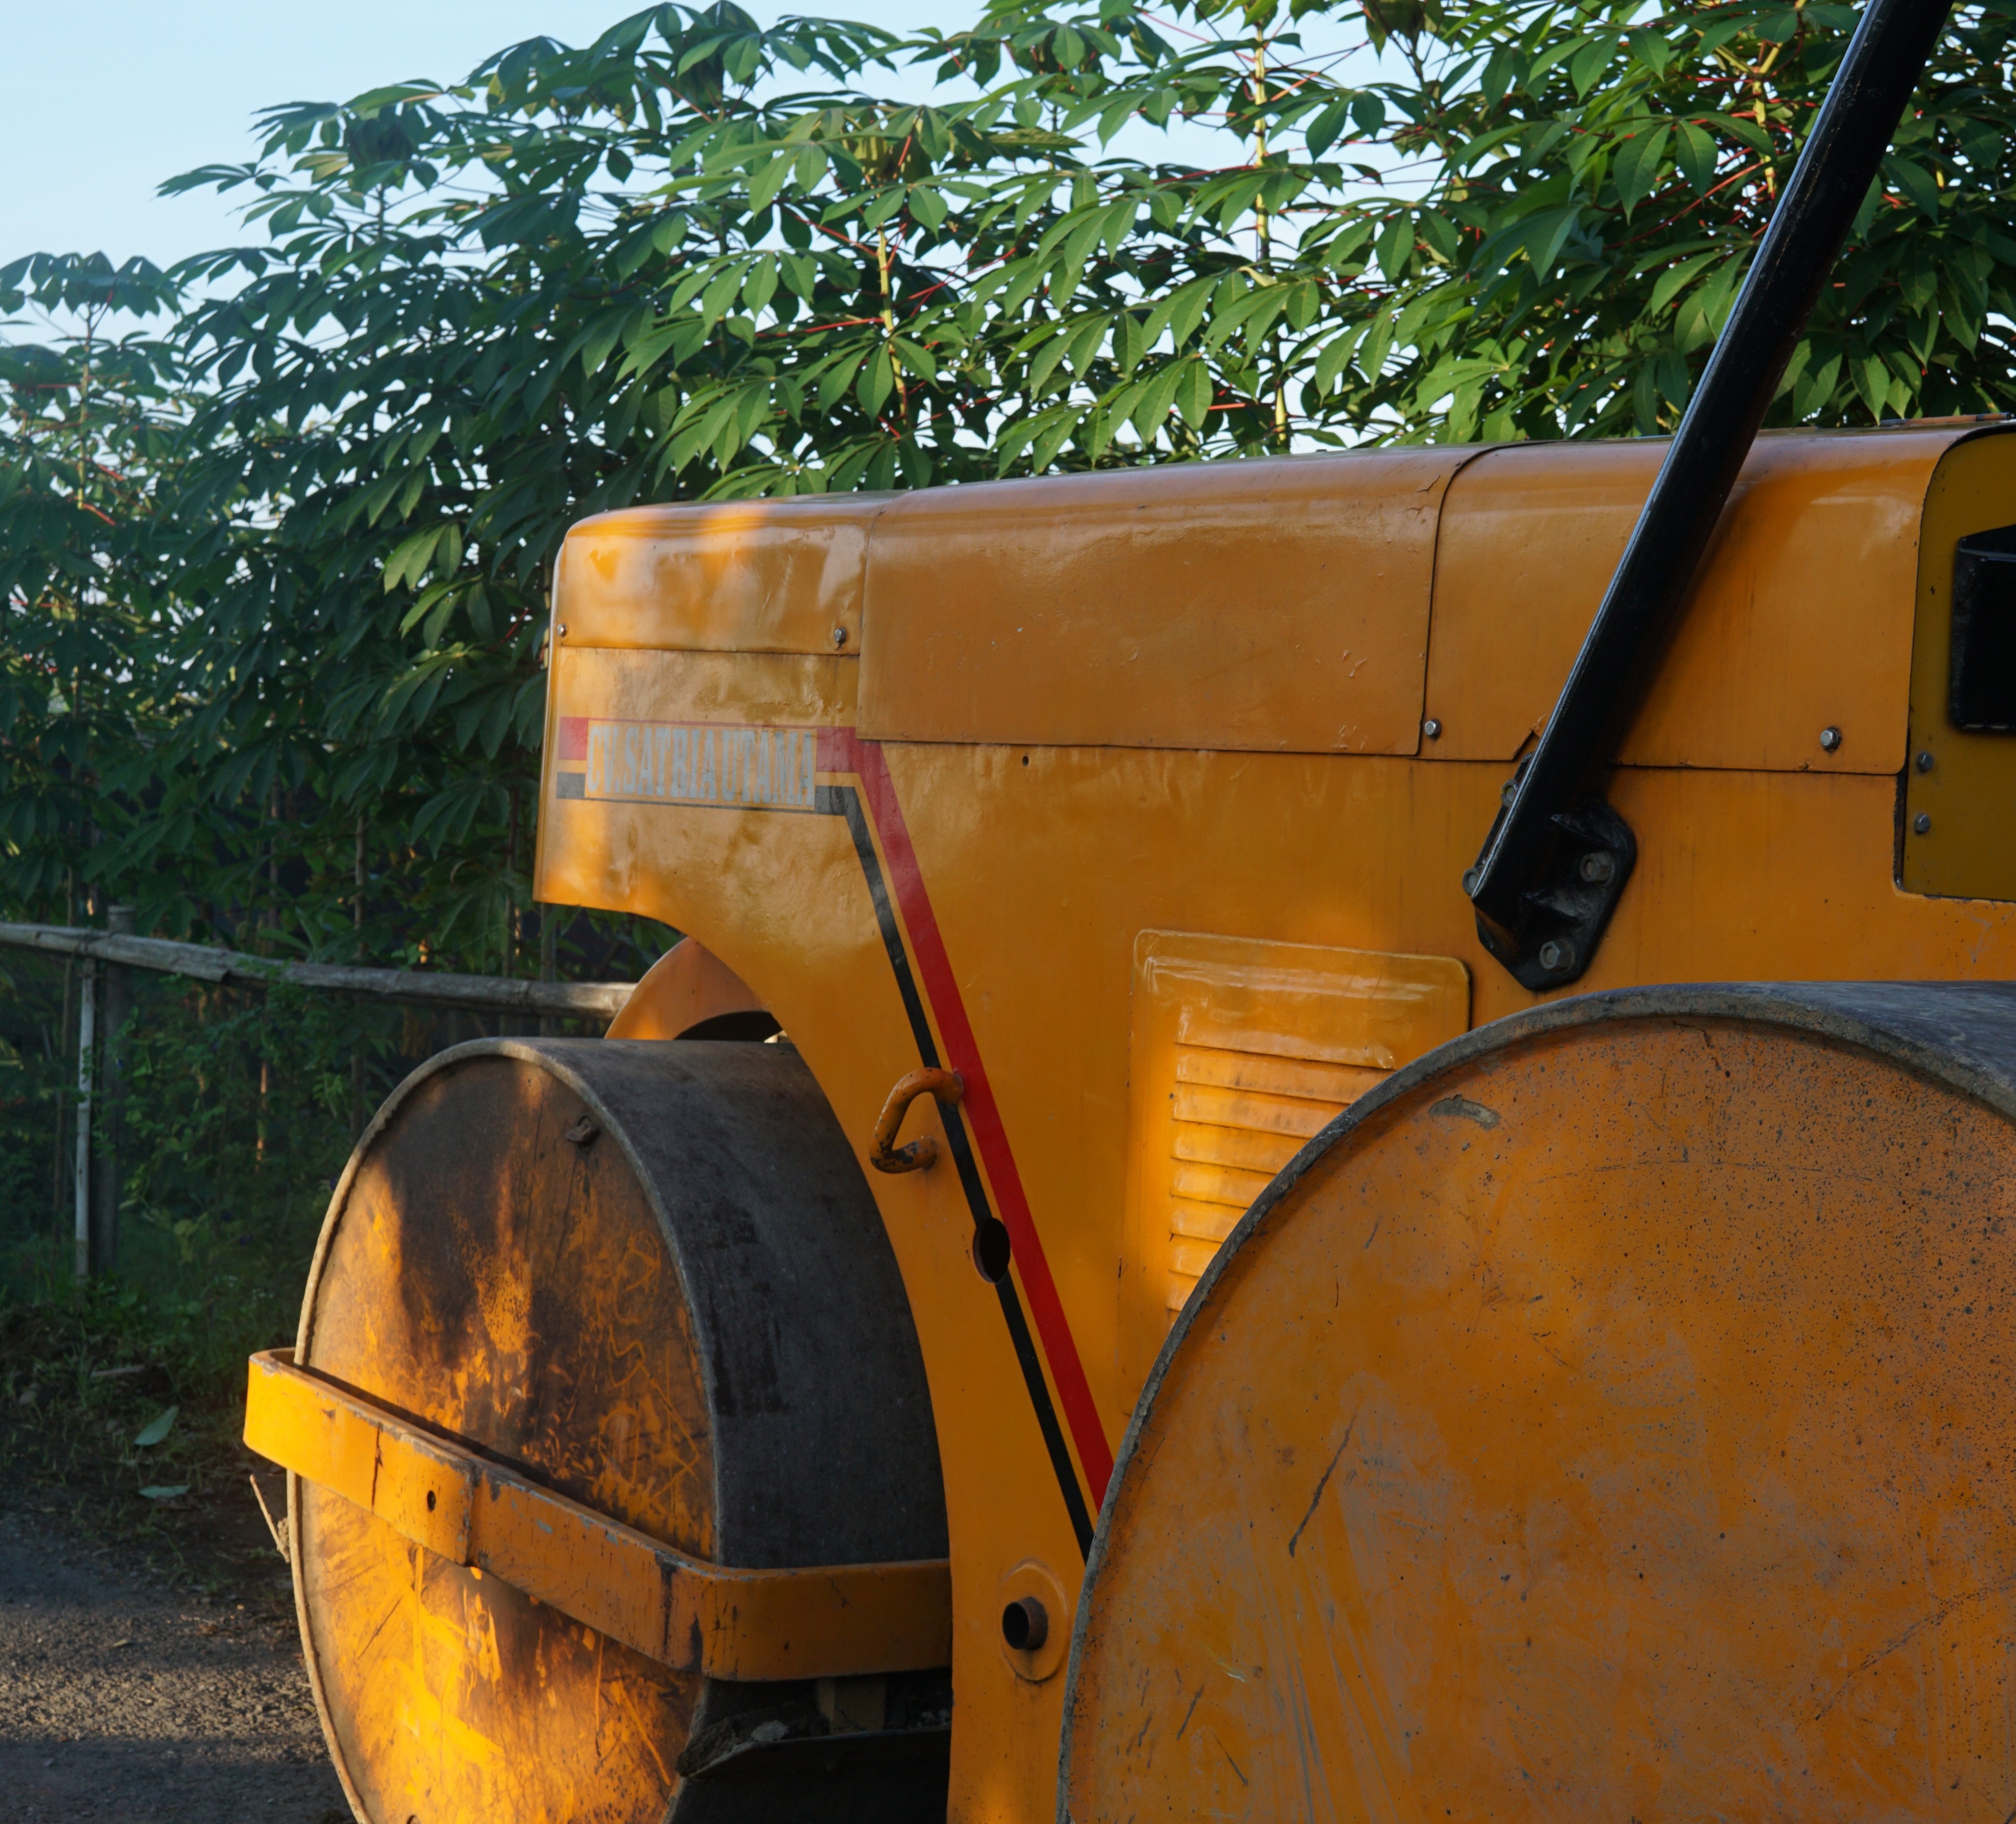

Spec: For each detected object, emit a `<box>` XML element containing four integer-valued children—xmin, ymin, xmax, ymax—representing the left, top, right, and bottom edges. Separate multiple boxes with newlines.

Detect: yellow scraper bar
<box><xmin>244</xmin><ymin>1348</ymin><xmax>952</xmax><ymax>1680</ymax></box>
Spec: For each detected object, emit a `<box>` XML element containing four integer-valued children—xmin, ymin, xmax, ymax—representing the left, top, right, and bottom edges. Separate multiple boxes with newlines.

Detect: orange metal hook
<box><xmin>870</xmin><ymin>1068</ymin><xmax>965</xmax><ymax>1173</ymax></box>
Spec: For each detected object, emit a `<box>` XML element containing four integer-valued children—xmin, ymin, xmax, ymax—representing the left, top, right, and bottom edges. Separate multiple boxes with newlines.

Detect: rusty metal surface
<box><xmin>870</xmin><ymin>1068</ymin><xmax>964</xmax><ymax>1174</ymax></box>
<box><xmin>289</xmin><ymin>1038</ymin><xmax>950</xmax><ymax>1824</ymax></box>
<box><xmin>1065</xmin><ymin>983</ymin><xmax>2016</xmax><ymax>1819</ymax></box>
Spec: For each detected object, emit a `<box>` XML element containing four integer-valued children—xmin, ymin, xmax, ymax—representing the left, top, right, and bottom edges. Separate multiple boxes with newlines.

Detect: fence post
<box><xmin>73</xmin><ymin>961</ymin><xmax>95</xmax><ymax>1282</ymax></box>
<box><xmin>351</xmin><ymin>814</ymin><xmax>367</xmax><ymax>1137</ymax></box>
<box><xmin>51</xmin><ymin>954</ymin><xmax>74</xmax><ymax>1250</ymax></box>
<box><xmin>538</xmin><ymin>911</ymin><xmax>557</xmax><ymax>1039</ymax></box>
<box><xmin>88</xmin><ymin>906</ymin><xmax>134</xmax><ymax>1275</ymax></box>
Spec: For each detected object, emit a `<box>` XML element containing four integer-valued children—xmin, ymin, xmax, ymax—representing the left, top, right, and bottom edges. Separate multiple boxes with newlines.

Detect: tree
<box><xmin>3</xmin><ymin>0</ymin><xmax>2011</xmax><ymax>1287</ymax></box>
<box><xmin>139</xmin><ymin>6</ymin><xmax>950</xmax><ymax>968</ymax></box>
<box><xmin>25</xmin><ymin>0</ymin><xmax>2016</xmax><ymax>965</ymax></box>
<box><xmin>928</xmin><ymin>0</ymin><xmax>2016</xmax><ymax>449</ymax></box>
<box><xmin>0</xmin><ymin>253</ymin><xmax>182</xmax><ymax>920</ymax></box>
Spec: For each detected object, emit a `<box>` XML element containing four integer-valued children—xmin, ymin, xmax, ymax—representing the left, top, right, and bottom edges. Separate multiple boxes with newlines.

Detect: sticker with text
<box><xmin>552</xmin><ymin>717</ymin><xmax>817</xmax><ymax>812</ymax></box>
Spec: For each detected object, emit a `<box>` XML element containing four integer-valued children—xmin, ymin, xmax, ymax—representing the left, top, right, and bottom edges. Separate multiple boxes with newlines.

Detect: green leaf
<box><xmin>815</xmin><ymin>350</ymin><xmax>867</xmax><ymax>413</ymax></box>
<box><xmin>1675</xmin><ymin>121</ymin><xmax>1719</xmax><ymax>193</ymax></box>
<box><xmin>1525</xmin><ymin>206</ymin><xmax>1583</xmax><ymax>277</ymax></box>
<box><xmin>748</xmin><ymin>155</ymin><xmax>795</xmax><ymax>215</ymax></box>
<box><xmin>1306</xmin><ymin>100</ymin><xmax>1353</xmax><ymax>159</ymax></box>
<box><xmin>1613</xmin><ymin>125</ymin><xmax>1671</xmax><ymax>218</ymax></box>
<box><xmin>742</xmin><ymin>256</ymin><xmax>779</xmax><ymax>320</ymax></box>
<box><xmin>1628</xmin><ymin>30</ymin><xmax>1674</xmax><ymax>74</ymax></box>
<box><xmin>382</xmin><ymin>525</ymin><xmax>459</xmax><ymax>594</ymax></box>
<box><xmin>1127</xmin><ymin>363</ymin><xmax>1183</xmax><ymax>439</ymax></box>
<box><xmin>1569</xmin><ymin>34</ymin><xmax>1616</xmax><ymax>96</ymax></box>
<box><xmin>1142</xmin><ymin>277</ymin><xmax>1215</xmax><ymax>351</ymax></box>
<box><xmin>892</xmin><ymin>336</ymin><xmax>939</xmax><ymax>381</ymax></box>
<box><xmin>700</xmin><ymin>263</ymin><xmax>744</xmax><ymax>330</ymax></box>
<box><xmin>1793</xmin><ymin>351</ymin><xmax>1843</xmax><ymax>418</ymax></box>
<box><xmin>138</xmin><ymin>1485</ymin><xmax>190</xmax><ymax>1500</ymax></box>
<box><xmin>1113</xmin><ymin>311</ymin><xmax>1146</xmax><ymax>375</ymax></box>
<box><xmin>1884</xmin><ymin>155</ymin><xmax>1941</xmax><ymax>215</ymax></box>
<box><xmin>1361</xmin><ymin>307</ymin><xmax>1396</xmax><ymax>379</ymax></box>
<box><xmin>1718</xmin><ymin>114</ymin><xmax>1774</xmax><ymax>156</ymax></box>
<box><xmin>1375</xmin><ymin>215</ymin><xmax>1414</xmax><ymax>284</ymax></box>
<box><xmin>858</xmin><ymin>346</ymin><xmax>897</xmax><ymax>417</ymax></box>
<box><xmin>1854</xmin><ymin>351</ymin><xmax>1893</xmax><ymax>418</ymax></box>
<box><xmin>1417</xmin><ymin>212</ymin><xmax>1460</xmax><ymax>263</ymax></box>
<box><xmin>1530</xmin><ymin>34</ymin><xmax>1589</xmax><ymax>81</ymax></box>
<box><xmin>1312</xmin><ymin>322</ymin><xmax>1365</xmax><ymax>391</ymax></box>
<box><xmin>780</xmin><ymin>253</ymin><xmax>818</xmax><ymax>299</ymax></box>
<box><xmin>134</xmin><ymin>1404</ymin><xmax>178</xmax><ymax>1448</ymax></box>
<box><xmin>1648</xmin><ymin>251</ymin><xmax>1718</xmax><ymax>317</ymax></box>
<box><xmin>1174</xmin><ymin>358</ymin><xmax>1214</xmax><ymax>429</ymax></box>
<box><xmin>1026</xmin><ymin>323</ymin><xmax>1078</xmax><ymax>396</ymax></box>
<box><xmin>1062</xmin><ymin>314</ymin><xmax>1110</xmax><ymax>378</ymax></box>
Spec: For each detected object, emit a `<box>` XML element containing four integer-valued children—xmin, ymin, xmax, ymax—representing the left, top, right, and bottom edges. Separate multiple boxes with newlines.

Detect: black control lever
<box><xmin>1466</xmin><ymin>0</ymin><xmax>1954</xmax><ymax>990</ymax></box>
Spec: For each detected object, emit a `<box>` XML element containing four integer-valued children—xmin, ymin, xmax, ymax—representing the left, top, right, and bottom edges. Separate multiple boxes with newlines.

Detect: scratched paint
<box><xmin>1068</xmin><ymin>1016</ymin><xmax>2016</xmax><ymax>1820</ymax></box>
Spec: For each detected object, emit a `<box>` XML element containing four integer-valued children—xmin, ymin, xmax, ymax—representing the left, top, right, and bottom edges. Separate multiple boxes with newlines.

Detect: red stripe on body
<box><xmin>824</xmin><ymin>727</ymin><xmax>1114</xmax><ymax>1506</ymax></box>
<box><xmin>555</xmin><ymin>716</ymin><xmax>590</xmax><ymax>762</ymax></box>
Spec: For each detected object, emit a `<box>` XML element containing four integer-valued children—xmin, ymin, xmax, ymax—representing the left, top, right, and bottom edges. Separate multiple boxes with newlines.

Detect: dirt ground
<box><xmin>0</xmin><ymin>1502</ymin><xmax>348</xmax><ymax>1823</ymax></box>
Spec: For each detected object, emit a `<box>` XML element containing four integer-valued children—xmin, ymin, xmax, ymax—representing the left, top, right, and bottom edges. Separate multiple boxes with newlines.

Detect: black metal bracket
<box><xmin>1463</xmin><ymin>0</ymin><xmax>1953</xmax><ymax>988</ymax></box>
<box><xmin>1470</xmin><ymin>794</ymin><xmax>1636</xmax><ymax>992</ymax></box>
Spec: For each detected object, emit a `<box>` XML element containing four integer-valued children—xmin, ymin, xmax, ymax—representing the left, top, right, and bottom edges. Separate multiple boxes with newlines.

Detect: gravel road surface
<box><xmin>0</xmin><ymin>1508</ymin><xmax>348</xmax><ymax>1822</ymax></box>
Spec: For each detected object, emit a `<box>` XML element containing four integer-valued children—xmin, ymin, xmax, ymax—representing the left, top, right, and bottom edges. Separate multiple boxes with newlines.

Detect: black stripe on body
<box><xmin>823</xmin><ymin>781</ymin><xmax>1095</xmax><ymax>1557</ymax></box>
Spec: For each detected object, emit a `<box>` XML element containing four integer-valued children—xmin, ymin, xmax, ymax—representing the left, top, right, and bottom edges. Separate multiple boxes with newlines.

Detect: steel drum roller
<box><xmin>1064</xmin><ymin>984</ymin><xmax>2016</xmax><ymax>1821</ymax></box>
<box><xmin>285</xmin><ymin>1038</ymin><xmax>950</xmax><ymax>1824</ymax></box>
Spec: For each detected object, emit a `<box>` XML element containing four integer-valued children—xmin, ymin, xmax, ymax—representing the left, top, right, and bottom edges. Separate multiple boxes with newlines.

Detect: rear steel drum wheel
<box><xmin>289</xmin><ymin>1038</ymin><xmax>949</xmax><ymax>1824</ymax></box>
<box><xmin>1064</xmin><ymin>984</ymin><xmax>2016</xmax><ymax>1821</ymax></box>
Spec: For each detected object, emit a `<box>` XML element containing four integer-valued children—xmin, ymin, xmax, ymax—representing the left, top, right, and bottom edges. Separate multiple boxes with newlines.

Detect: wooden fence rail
<box><xmin>0</xmin><ymin>923</ymin><xmax>636</xmax><ymax>1020</ymax></box>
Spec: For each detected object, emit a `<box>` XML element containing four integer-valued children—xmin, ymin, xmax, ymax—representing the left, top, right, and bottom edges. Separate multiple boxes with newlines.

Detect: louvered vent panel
<box><xmin>1162</xmin><ymin>1045</ymin><xmax>1383</xmax><ymax>1313</ymax></box>
<box><xmin>1120</xmin><ymin>932</ymin><xmax>1469</xmax><ymax>1401</ymax></box>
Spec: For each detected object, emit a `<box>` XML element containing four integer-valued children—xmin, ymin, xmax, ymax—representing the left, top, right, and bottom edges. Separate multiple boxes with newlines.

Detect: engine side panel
<box><xmin>1425</xmin><ymin>426</ymin><xmax>1963</xmax><ymax>772</ymax></box>
<box><xmin>534</xmin><ymin>423</ymin><xmax>2016</xmax><ymax>1824</ymax></box>
<box><xmin>536</xmin><ymin>691</ymin><xmax>2016</xmax><ymax>1824</ymax></box>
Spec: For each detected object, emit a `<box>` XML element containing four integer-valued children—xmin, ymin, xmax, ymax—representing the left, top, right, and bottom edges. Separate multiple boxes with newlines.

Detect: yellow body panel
<box><xmin>1427</xmin><ymin>427</ymin><xmax>1951</xmax><ymax>770</ymax></box>
<box><xmin>857</xmin><ymin>448</ymin><xmax>1463</xmax><ymax>754</ymax></box>
<box><xmin>531</xmin><ymin>423</ymin><xmax>2016</xmax><ymax>1824</ymax></box>
<box><xmin>554</xmin><ymin>494</ymin><xmax>887</xmax><ymax>653</ymax></box>
<box><xmin>603</xmin><ymin>934</ymin><xmax>764</xmax><ymax>1038</ymax></box>
<box><xmin>1904</xmin><ymin>433</ymin><xmax>2016</xmax><ymax>897</ymax></box>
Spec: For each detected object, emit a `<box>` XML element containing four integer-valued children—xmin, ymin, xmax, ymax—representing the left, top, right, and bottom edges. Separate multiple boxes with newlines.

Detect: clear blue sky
<box><xmin>0</xmin><ymin>0</ymin><xmax>950</xmax><ymax>271</ymax></box>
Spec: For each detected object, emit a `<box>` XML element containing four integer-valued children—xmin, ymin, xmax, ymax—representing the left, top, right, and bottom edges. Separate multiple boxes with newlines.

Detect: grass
<box><xmin>0</xmin><ymin>1224</ymin><xmax>315</xmax><ymax>1606</ymax></box>
<box><xmin>0</xmin><ymin>970</ymin><xmax>348</xmax><ymax>1602</ymax></box>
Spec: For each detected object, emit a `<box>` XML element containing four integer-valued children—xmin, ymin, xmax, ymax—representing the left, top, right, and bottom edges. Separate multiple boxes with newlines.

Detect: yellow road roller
<box><xmin>245</xmin><ymin>0</ymin><xmax>2016</xmax><ymax>1813</ymax></box>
